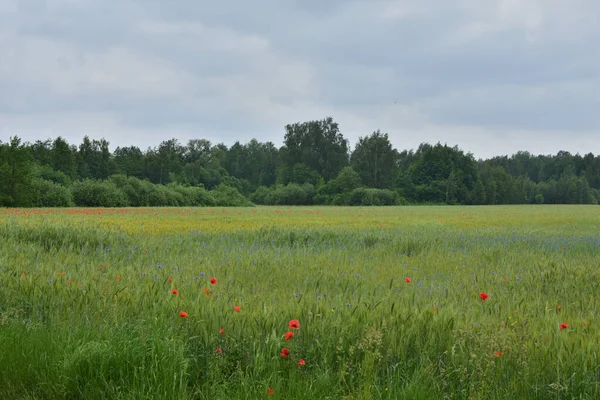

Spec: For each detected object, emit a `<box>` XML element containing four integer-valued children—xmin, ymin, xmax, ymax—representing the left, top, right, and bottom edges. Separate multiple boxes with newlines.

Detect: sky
<box><xmin>0</xmin><ymin>0</ymin><xmax>599</xmax><ymax>159</ymax></box>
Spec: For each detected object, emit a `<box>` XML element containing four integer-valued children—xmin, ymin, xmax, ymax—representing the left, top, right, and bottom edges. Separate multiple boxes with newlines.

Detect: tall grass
<box><xmin>0</xmin><ymin>205</ymin><xmax>599</xmax><ymax>399</ymax></box>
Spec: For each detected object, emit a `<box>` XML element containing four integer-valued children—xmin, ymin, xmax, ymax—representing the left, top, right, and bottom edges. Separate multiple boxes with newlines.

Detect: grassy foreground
<box><xmin>1</xmin><ymin>205</ymin><xmax>599</xmax><ymax>399</ymax></box>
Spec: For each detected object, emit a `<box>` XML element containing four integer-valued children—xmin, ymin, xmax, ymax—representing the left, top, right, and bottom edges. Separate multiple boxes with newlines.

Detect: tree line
<box><xmin>1</xmin><ymin>116</ymin><xmax>599</xmax><ymax>207</ymax></box>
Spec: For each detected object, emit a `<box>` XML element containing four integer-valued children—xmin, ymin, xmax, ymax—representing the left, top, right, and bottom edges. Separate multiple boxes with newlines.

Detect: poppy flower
<box><xmin>280</xmin><ymin>348</ymin><xmax>289</xmax><ymax>358</ymax></box>
<box><xmin>556</xmin><ymin>305</ymin><xmax>562</xmax><ymax>311</ymax></box>
<box><xmin>288</xmin><ymin>319</ymin><xmax>300</xmax><ymax>329</ymax></box>
<box><xmin>171</xmin><ymin>289</ymin><xmax>179</xmax><ymax>295</ymax></box>
<box><xmin>267</xmin><ymin>387</ymin><xmax>274</xmax><ymax>396</ymax></box>
<box><xmin>116</xmin><ymin>275</ymin><xmax>121</xmax><ymax>280</ymax></box>
<box><xmin>297</xmin><ymin>358</ymin><xmax>306</xmax><ymax>366</ymax></box>
<box><xmin>560</xmin><ymin>323</ymin><xmax>569</xmax><ymax>330</ymax></box>
<box><xmin>168</xmin><ymin>277</ymin><xmax>173</xmax><ymax>282</ymax></box>
<box><xmin>234</xmin><ymin>306</ymin><xmax>241</xmax><ymax>312</ymax></box>
<box><xmin>219</xmin><ymin>328</ymin><xmax>225</xmax><ymax>334</ymax></box>
<box><xmin>405</xmin><ymin>277</ymin><xmax>411</xmax><ymax>283</ymax></box>
<box><xmin>284</xmin><ymin>331</ymin><xmax>294</xmax><ymax>341</ymax></box>
<box><xmin>493</xmin><ymin>351</ymin><xmax>503</xmax><ymax>357</ymax></box>
<box><xmin>216</xmin><ymin>348</ymin><xmax>222</xmax><ymax>354</ymax></box>
<box><xmin>210</xmin><ymin>277</ymin><xmax>217</xmax><ymax>285</ymax></box>
<box><xmin>479</xmin><ymin>292</ymin><xmax>489</xmax><ymax>301</ymax></box>
<box><xmin>179</xmin><ymin>310</ymin><xmax>189</xmax><ymax>318</ymax></box>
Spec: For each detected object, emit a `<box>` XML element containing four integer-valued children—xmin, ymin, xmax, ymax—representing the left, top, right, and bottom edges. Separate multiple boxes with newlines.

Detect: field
<box><xmin>1</xmin><ymin>205</ymin><xmax>599</xmax><ymax>399</ymax></box>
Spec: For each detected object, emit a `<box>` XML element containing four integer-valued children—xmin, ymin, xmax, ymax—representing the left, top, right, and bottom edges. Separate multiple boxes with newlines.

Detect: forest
<box><xmin>1</xmin><ymin>116</ymin><xmax>599</xmax><ymax>207</ymax></box>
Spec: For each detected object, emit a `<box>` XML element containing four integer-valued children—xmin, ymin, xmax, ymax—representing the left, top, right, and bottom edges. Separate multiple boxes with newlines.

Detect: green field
<box><xmin>1</xmin><ymin>205</ymin><xmax>599</xmax><ymax>399</ymax></box>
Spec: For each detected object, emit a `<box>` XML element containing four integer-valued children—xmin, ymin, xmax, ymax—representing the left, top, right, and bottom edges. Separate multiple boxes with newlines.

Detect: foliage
<box><xmin>71</xmin><ymin>179</ymin><xmax>130</xmax><ymax>207</ymax></box>
<box><xmin>3</xmin><ymin>117</ymin><xmax>600</xmax><ymax>207</ymax></box>
<box><xmin>29</xmin><ymin>178</ymin><xmax>73</xmax><ymax>207</ymax></box>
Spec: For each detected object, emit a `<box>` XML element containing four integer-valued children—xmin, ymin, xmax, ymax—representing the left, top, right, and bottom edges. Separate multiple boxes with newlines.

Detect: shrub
<box><xmin>71</xmin><ymin>179</ymin><xmax>129</xmax><ymax>207</ymax></box>
<box><xmin>346</xmin><ymin>188</ymin><xmax>398</xmax><ymax>206</ymax></box>
<box><xmin>30</xmin><ymin>178</ymin><xmax>73</xmax><ymax>207</ymax></box>
<box><xmin>211</xmin><ymin>184</ymin><xmax>254</xmax><ymax>207</ymax></box>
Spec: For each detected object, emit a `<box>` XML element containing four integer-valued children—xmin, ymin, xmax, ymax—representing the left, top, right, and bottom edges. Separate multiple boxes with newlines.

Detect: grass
<box><xmin>0</xmin><ymin>205</ymin><xmax>599</xmax><ymax>399</ymax></box>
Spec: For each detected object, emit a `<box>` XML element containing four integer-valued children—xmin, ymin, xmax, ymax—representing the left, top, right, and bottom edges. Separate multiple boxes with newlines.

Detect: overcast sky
<box><xmin>1</xmin><ymin>0</ymin><xmax>599</xmax><ymax>159</ymax></box>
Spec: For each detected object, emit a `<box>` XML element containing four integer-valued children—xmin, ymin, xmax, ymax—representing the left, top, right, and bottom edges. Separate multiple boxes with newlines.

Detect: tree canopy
<box><xmin>1</xmin><ymin>117</ymin><xmax>599</xmax><ymax>207</ymax></box>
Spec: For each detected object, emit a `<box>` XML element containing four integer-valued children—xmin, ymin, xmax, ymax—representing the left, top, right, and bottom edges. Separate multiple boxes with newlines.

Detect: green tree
<box><xmin>0</xmin><ymin>136</ymin><xmax>34</xmax><ymax>206</ymax></box>
<box><xmin>281</xmin><ymin>116</ymin><xmax>349</xmax><ymax>181</ymax></box>
<box><xmin>350</xmin><ymin>130</ymin><xmax>399</xmax><ymax>189</ymax></box>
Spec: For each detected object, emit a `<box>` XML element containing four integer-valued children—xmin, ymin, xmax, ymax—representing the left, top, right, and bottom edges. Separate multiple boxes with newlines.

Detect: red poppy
<box><xmin>210</xmin><ymin>277</ymin><xmax>217</xmax><ymax>285</ymax></box>
<box><xmin>267</xmin><ymin>387</ymin><xmax>274</xmax><ymax>396</ymax></box>
<box><xmin>168</xmin><ymin>277</ymin><xmax>173</xmax><ymax>282</ymax></box>
<box><xmin>219</xmin><ymin>328</ymin><xmax>225</xmax><ymax>334</ymax></box>
<box><xmin>179</xmin><ymin>310</ymin><xmax>189</xmax><ymax>318</ymax></box>
<box><xmin>116</xmin><ymin>275</ymin><xmax>121</xmax><ymax>280</ymax></box>
<box><xmin>405</xmin><ymin>277</ymin><xmax>411</xmax><ymax>283</ymax></box>
<box><xmin>171</xmin><ymin>289</ymin><xmax>179</xmax><ymax>295</ymax></box>
<box><xmin>557</xmin><ymin>305</ymin><xmax>562</xmax><ymax>311</ymax></box>
<box><xmin>216</xmin><ymin>347</ymin><xmax>222</xmax><ymax>354</ymax></box>
<box><xmin>297</xmin><ymin>358</ymin><xmax>306</xmax><ymax>366</ymax></box>
<box><xmin>479</xmin><ymin>292</ymin><xmax>489</xmax><ymax>301</ymax></box>
<box><xmin>560</xmin><ymin>323</ymin><xmax>569</xmax><ymax>330</ymax></box>
<box><xmin>493</xmin><ymin>351</ymin><xmax>503</xmax><ymax>357</ymax></box>
<box><xmin>234</xmin><ymin>306</ymin><xmax>241</xmax><ymax>312</ymax></box>
<box><xmin>288</xmin><ymin>319</ymin><xmax>300</xmax><ymax>329</ymax></box>
<box><xmin>100</xmin><ymin>265</ymin><xmax>105</xmax><ymax>269</ymax></box>
<box><xmin>284</xmin><ymin>331</ymin><xmax>294</xmax><ymax>341</ymax></box>
<box><xmin>280</xmin><ymin>348</ymin><xmax>289</xmax><ymax>358</ymax></box>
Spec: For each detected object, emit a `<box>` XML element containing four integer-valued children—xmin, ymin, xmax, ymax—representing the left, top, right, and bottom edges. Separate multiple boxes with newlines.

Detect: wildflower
<box><xmin>179</xmin><ymin>310</ymin><xmax>189</xmax><ymax>318</ymax></box>
<box><xmin>219</xmin><ymin>328</ymin><xmax>225</xmax><ymax>334</ymax></box>
<box><xmin>297</xmin><ymin>358</ymin><xmax>306</xmax><ymax>366</ymax></box>
<box><xmin>284</xmin><ymin>331</ymin><xmax>294</xmax><ymax>341</ymax></box>
<box><xmin>168</xmin><ymin>277</ymin><xmax>173</xmax><ymax>282</ymax></box>
<box><xmin>493</xmin><ymin>351</ymin><xmax>503</xmax><ymax>357</ymax></box>
<box><xmin>280</xmin><ymin>348</ymin><xmax>289</xmax><ymax>358</ymax></box>
<box><xmin>210</xmin><ymin>277</ymin><xmax>217</xmax><ymax>285</ymax></box>
<box><xmin>405</xmin><ymin>277</ymin><xmax>411</xmax><ymax>283</ymax></box>
<box><xmin>116</xmin><ymin>275</ymin><xmax>121</xmax><ymax>280</ymax></box>
<box><xmin>560</xmin><ymin>323</ymin><xmax>569</xmax><ymax>330</ymax></box>
<box><xmin>267</xmin><ymin>387</ymin><xmax>274</xmax><ymax>396</ymax></box>
<box><xmin>288</xmin><ymin>319</ymin><xmax>300</xmax><ymax>329</ymax></box>
<box><xmin>234</xmin><ymin>306</ymin><xmax>241</xmax><ymax>312</ymax></box>
<box><xmin>100</xmin><ymin>265</ymin><xmax>105</xmax><ymax>269</ymax></box>
<box><xmin>216</xmin><ymin>348</ymin><xmax>222</xmax><ymax>354</ymax></box>
<box><xmin>171</xmin><ymin>289</ymin><xmax>179</xmax><ymax>295</ymax></box>
<box><xmin>479</xmin><ymin>292</ymin><xmax>489</xmax><ymax>301</ymax></box>
<box><xmin>557</xmin><ymin>305</ymin><xmax>562</xmax><ymax>311</ymax></box>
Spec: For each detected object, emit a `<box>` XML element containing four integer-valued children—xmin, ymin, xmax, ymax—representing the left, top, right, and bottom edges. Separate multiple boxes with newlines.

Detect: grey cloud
<box><xmin>0</xmin><ymin>0</ymin><xmax>599</xmax><ymax>157</ymax></box>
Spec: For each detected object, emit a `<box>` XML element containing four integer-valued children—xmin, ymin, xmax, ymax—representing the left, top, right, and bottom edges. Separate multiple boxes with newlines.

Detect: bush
<box><xmin>346</xmin><ymin>188</ymin><xmax>398</xmax><ymax>206</ymax></box>
<box><xmin>32</xmin><ymin>165</ymin><xmax>72</xmax><ymax>186</ymax></box>
<box><xmin>71</xmin><ymin>179</ymin><xmax>129</xmax><ymax>207</ymax></box>
<box><xmin>30</xmin><ymin>178</ymin><xmax>73</xmax><ymax>207</ymax></box>
<box><xmin>249</xmin><ymin>186</ymin><xmax>273</xmax><ymax>205</ymax></box>
<box><xmin>211</xmin><ymin>184</ymin><xmax>254</xmax><ymax>207</ymax></box>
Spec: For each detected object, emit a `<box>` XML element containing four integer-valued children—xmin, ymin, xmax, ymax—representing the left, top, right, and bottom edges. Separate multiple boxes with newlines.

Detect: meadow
<box><xmin>1</xmin><ymin>205</ymin><xmax>599</xmax><ymax>399</ymax></box>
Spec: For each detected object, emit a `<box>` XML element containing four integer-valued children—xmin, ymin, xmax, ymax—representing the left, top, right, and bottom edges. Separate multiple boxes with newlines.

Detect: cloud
<box><xmin>0</xmin><ymin>0</ymin><xmax>599</xmax><ymax>158</ymax></box>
